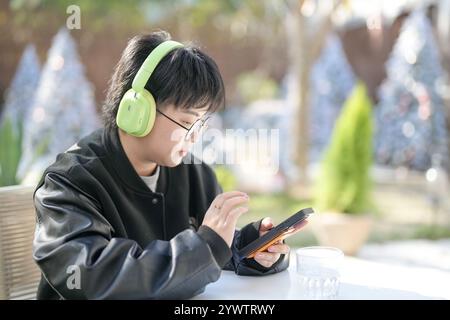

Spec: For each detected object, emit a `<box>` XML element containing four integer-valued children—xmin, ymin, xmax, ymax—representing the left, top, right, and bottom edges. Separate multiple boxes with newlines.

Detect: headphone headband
<box><xmin>132</xmin><ymin>40</ymin><xmax>184</xmax><ymax>92</ymax></box>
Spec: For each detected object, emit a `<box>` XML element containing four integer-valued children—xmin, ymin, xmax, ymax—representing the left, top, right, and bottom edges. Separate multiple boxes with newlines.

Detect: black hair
<box><xmin>102</xmin><ymin>30</ymin><xmax>225</xmax><ymax>131</ymax></box>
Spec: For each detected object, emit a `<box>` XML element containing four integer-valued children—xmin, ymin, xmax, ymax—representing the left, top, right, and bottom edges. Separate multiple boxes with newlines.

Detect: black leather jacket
<box><xmin>32</xmin><ymin>128</ymin><xmax>289</xmax><ymax>300</ymax></box>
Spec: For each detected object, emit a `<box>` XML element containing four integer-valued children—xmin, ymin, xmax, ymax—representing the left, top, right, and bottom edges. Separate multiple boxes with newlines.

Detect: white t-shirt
<box><xmin>139</xmin><ymin>166</ymin><xmax>160</xmax><ymax>192</ymax></box>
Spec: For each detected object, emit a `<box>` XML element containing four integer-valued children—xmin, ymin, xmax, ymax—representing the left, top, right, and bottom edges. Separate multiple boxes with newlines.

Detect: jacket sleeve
<box><xmin>199</xmin><ymin>163</ymin><xmax>289</xmax><ymax>276</ymax></box>
<box><xmin>33</xmin><ymin>172</ymin><xmax>231</xmax><ymax>300</ymax></box>
<box><xmin>209</xmin><ymin>178</ymin><xmax>288</xmax><ymax>275</ymax></box>
<box><xmin>223</xmin><ymin>219</ymin><xmax>289</xmax><ymax>276</ymax></box>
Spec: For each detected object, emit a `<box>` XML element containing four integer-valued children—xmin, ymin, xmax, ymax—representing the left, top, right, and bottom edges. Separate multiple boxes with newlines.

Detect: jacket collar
<box><xmin>102</xmin><ymin>127</ymin><xmax>169</xmax><ymax>195</ymax></box>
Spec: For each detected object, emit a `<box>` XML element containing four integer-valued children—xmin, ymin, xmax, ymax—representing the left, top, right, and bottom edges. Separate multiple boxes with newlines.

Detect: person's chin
<box><xmin>165</xmin><ymin>152</ymin><xmax>187</xmax><ymax>167</ymax></box>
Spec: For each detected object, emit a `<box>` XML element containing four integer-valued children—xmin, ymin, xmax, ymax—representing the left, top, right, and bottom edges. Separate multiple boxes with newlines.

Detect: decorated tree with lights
<box><xmin>308</xmin><ymin>34</ymin><xmax>356</xmax><ymax>162</ymax></box>
<box><xmin>0</xmin><ymin>44</ymin><xmax>41</xmax><ymax>186</ymax></box>
<box><xmin>374</xmin><ymin>10</ymin><xmax>449</xmax><ymax>171</ymax></box>
<box><xmin>0</xmin><ymin>44</ymin><xmax>41</xmax><ymax>131</ymax></box>
<box><xmin>18</xmin><ymin>28</ymin><xmax>100</xmax><ymax>184</ymax></box>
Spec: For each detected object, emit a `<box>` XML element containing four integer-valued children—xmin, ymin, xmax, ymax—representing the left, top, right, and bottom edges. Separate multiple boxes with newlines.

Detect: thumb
<box><xmin>260</xmin><ymin>217</ymin><xmax>274</xmax><ymax>234</ymax></box>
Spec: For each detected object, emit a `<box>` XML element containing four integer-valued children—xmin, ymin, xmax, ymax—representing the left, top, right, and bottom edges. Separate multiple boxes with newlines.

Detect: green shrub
<box><xmin>0</xmin><ymin>118</ymin><xmax>23</xmax><ymax>186</ymax></box>
<box><xmin>315</xmin><ymin>82</ymin><xmax>374</xmax><ymax>214</ymax></box>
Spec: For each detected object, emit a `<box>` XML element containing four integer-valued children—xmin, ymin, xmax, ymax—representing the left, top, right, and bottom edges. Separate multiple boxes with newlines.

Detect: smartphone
<box><xmin>237</xmin><ymin>207</ymin><xmax>314</xmax><ymax>260</ymax></box>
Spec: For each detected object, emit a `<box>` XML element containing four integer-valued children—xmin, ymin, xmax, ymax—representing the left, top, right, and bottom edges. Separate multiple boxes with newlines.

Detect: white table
<box><xmin>193</xmin><ymin>251</ymin><xmax>450</xmax><ymax>300</ymax></box>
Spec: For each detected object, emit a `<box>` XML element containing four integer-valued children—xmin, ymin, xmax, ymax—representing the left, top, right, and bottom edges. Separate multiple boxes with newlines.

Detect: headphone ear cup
<box><xmin>116</xmin><ymin>89</ymin><xmax>156</xmax><ymax>137</ymax></box>
<box><xmin>139</xmin><ymin>89</ymin><xmax>156</xmax><ymax>135</ymax></box>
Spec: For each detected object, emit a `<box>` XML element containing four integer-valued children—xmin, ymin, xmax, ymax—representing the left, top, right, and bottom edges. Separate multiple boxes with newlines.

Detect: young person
<box><xmin>32</xmin><ymin>30</ymin><xmax>298</xmax><ymax>300</ymax></box>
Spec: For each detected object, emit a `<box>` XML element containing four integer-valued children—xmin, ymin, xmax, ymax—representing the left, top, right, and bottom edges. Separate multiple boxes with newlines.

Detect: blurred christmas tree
<box><xmin>315</xmin><ymin>82</ymin><xmax>373</xmax><ymax>214</ymax></box>
<box><xmin>309</xmin><ymin>34</ymin><xmax>356</xmax><ymax>163</ymax></box>
<box><xmin>17</xmin><ymin>28</ymin><xmax>100</xmax><ymax>185</ymax></box>
<box><xmin>0</xmin><ymin>44</ymin><xmax>41</xmax><ymax>186</ymax></box>
<box><xmin>374</xmin><ymin>10</ymin><xmax>449</xmax><ymax>171</ymax></box>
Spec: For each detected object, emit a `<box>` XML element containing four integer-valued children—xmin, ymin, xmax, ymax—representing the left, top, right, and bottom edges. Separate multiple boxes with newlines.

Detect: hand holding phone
<box><xmin>238</xmin><ymin>208</ymin><xmax>314</xmax><ymax>260</ymax></box>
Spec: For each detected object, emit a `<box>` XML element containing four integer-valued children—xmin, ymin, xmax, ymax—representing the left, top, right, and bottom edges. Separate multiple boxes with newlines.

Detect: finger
<box><xmin>259</xmin><ymin>217</ymin><xmax>274</xmax><ymax>236</ymax></box>
<box><xmin>254</xmin><ymin>255</ymin><xmax>274</xmax><ymax>268</ymax></box>
<box><xmin>288</xmin><ymin>220</ymin><xmax>309</xmax><ymax>235</ymax></box>
<box><xmin>267</xmin><ymin>244</ymin><xmax>290</xmax><ymax>254</ymax></box>
<box><xmin>225</xmin><ymin>206</ymin><xmax>249</xmax><ymax>225</ymax></box>
<box><xmin>255</xmin><ymin>259</ymin><xmax>273</xmax><ymax>268</ymax></box>
<box><xmin>220</xmin><ymin>191</ymin><xmax>248</xmax><ymax>201</ymax></box>
<box><xmin>260</xmin><ymin>217</ymin><xmax>274</xmax><ymax>231</ymax></box>
<box><xmin>293</xmin><ymin>220</ymin><xmax>308</xmax><ymax>230</ymax></box>
<box><xmin>221</xmin><ymin>196</ymin><xmax>249</xmax><ymax>216</ymax></box>
<box><xmin>255</xmin><ymin>252</ymin><xmax>279</xmax><ymax>263</ymax></box>
<box><xmin>255</xmin><ymin>252</ymin><xmax>280</xmax><ymax>265</ymax></box>
<box><xmin>214</xmin><ymin>191</ymin><xmax>248</xmax><ymax>209</ymax></box>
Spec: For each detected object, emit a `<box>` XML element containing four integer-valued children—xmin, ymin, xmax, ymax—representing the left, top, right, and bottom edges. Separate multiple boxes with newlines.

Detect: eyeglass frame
<box><xmin>156</xmin><ymin>109</ymin><xmax>211</xmax><ymax>141</ymax></box>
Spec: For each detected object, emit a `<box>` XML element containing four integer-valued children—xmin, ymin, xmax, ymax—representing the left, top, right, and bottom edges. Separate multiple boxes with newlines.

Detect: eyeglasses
<box><xmin>156</xmin><ymin>109</ymin><xmax>210</xmax><ymax>141</ymax></box>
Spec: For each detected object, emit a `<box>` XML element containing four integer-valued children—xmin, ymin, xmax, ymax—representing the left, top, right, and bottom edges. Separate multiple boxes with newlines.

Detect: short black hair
<box><xmin>102</xmin><ymin>30</ymin><xmax>225</xmax><ymax>131</ymax></box>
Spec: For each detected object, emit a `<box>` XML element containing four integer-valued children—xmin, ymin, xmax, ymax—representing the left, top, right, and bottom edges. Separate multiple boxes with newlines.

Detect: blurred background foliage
<box><xmin>0</xmin><ymin>0</ymin><xmax>289</xmax><ymax>107</ymax></box>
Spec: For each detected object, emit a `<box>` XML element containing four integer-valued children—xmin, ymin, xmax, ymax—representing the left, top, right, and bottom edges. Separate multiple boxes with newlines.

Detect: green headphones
<box><xmin>116</xmin><ymin>40</ymin><xmax>184</xmax><ymax>137</ymax></box>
